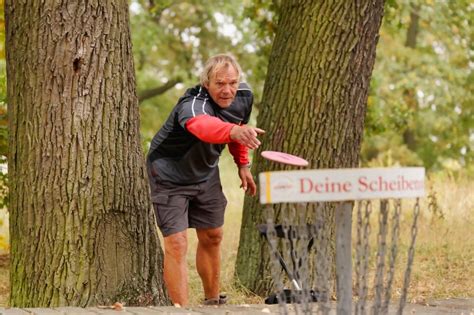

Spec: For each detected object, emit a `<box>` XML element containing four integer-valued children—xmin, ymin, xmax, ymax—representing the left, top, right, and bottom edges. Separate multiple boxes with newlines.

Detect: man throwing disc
<box><xmin>146</xmin><ymin>54</ymin><xmax>264</xmax><ymax>306</ymax></box>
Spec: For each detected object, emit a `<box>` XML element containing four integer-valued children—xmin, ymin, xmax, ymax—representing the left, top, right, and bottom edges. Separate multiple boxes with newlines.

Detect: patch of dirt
<box><xmin>0</xmin><ymin>253</ymin><xmax>9</xmax><ymax>306</ymax></box>
<box><xmin>0</xmin><ymin>253</ymin><xmax>9</xmax><ymax>268</ymax></box>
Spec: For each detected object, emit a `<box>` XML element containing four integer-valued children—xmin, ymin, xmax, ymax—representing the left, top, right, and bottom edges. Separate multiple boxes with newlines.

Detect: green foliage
<box><xmin>361</xmin><ymin>0</ymin><xmax>473</xmax><ymax>174</ymax></box>
<box><xmin>130</xmin><ymin>0</ymin><xmax>268</xmax><ymax>151</ymax></box>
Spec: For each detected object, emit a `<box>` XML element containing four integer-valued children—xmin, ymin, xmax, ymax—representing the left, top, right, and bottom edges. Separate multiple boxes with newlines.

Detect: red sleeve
<box><xmin>228</xmin><ymin>141</ymin><xmax>249</xmax><ymax>167</ymax></box>
<box><xmin>185</xmin><ymin>115</ymin><xmax>234</xmax><ymax>144</ymax></box>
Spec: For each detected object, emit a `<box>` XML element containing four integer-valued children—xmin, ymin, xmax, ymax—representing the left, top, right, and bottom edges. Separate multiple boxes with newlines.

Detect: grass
<box><xmin>0</xmin><ymin>160</ymin><xmax>472</xmax><ymax>307</ymax></box>
<box><xmin>403</xmin><ymin>173</ymin><xmax>474</xmax><ymax>303</ymax></box>
<box><xmin>350</xmin><ymin>178</ymin><xmax>474</xmax><ymax>305</ymax></box>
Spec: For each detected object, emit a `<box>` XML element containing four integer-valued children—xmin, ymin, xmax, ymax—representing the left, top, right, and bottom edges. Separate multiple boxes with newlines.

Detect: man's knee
<box><xmin>197</xmin><ymin>228</ymin><xmax>223</xmax><ymax>247</ymax></box>
<box><xmin>164</xmin><ymin>232</ymin><xmax>188</xmax><ymax>259</ymax></box>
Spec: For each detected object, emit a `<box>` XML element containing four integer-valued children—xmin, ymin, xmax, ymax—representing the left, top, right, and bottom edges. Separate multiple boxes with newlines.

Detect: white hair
<box><xmin>200</xmin><ymin>53</ymin><xmax>242</xmax><ymax>86</ymax></box>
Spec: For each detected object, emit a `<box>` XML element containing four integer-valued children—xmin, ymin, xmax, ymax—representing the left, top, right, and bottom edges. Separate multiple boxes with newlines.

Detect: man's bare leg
<box><xmin>163</xmin><ymin>231</ymin><xmax>188</xmax><ymax>306</ymax></box>
<box><xmin>196</xmin><ymin>227</ymin><xmax>223</xmax><ymax>300</ymax></box>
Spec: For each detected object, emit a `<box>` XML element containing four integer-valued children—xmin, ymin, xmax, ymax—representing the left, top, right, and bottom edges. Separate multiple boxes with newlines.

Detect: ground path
<box><xmin>0</xmin><ymin>298</ymin><xmax>473</xmax><ymax>314</ymax></box>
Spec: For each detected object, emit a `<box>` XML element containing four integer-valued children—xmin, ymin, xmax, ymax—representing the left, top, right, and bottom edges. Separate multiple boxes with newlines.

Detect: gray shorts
<box><xmin>148</xmin><ymin>168</ymin><xmax>227</xmax><ymax>237</ymax></box>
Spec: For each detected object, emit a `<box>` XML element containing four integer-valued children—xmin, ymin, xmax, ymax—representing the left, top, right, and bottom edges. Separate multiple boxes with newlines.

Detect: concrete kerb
<box><xmin>1</xmin><ymin>299</ymin><xmax>473</xmax><ymax>315</ymax></box>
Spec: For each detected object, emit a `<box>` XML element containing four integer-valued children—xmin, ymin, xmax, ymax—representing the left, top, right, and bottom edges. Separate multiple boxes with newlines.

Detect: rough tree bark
<box><xmin>5</xmin><ymin>1</ymin><xmax>169</xmax><ymax>307</ymax></box>
<box><xmin>236</xmin><ymin>0</ymin><xmax>385</xmax><ymax>295</ymax></box>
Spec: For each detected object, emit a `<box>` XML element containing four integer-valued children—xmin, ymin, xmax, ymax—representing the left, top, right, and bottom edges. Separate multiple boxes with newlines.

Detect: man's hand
<box><xmin>230</xmin><ymin>125</ymin><xmax>265</xmax><ymax>150</ymax></box>
<box><xmin>238</xmin><ymin>167</ymin><xmax>257</xmax><ymax>196</ymax></box>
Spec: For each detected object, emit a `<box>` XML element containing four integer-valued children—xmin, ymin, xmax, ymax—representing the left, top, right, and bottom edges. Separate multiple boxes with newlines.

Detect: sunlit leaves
<box><xmin>363</xmin><ymin>0</ymin><xmax>473</xmax><ymax>174</ymax></box>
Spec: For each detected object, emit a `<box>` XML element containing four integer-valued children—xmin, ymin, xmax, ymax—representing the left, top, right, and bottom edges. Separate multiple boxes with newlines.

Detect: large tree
<box><xmin>236</xmin><ymin>0</ymin><xmax>385</xmax><ymax>295</ymax></box>
<box><xmin>5</xmin><ymin>0</ymin><xmax>168</xmax><ymax>306</ymax></box>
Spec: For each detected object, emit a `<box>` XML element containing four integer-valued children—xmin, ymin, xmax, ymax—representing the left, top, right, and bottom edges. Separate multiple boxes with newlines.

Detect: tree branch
<box><xmin>138</xmin><ymin>78</ymin><xmax>182</xmax><ymax>103</ymax></box>
<box><xmin>146</xmin><ymin>0</ymin><xmax>175</xmax><ymax>24</ymax></box>
<box><xmin>405</xmin><ymin>6</ymin><xmax>419</xmax><ymax>48</ymax></box>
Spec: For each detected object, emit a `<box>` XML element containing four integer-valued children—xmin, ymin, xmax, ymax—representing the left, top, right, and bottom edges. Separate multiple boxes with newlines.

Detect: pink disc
<box><xmin>261</xmin><ymin>151</ymin><xmax>309</xmax><ymax>167</ymax></box>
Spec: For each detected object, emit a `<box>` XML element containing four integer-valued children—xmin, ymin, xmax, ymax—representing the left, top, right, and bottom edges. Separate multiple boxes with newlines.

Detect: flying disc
<box><xmin>261</xmin><ymin>151</ymin><xmax>309</xmax><ymax>167</ymax></box>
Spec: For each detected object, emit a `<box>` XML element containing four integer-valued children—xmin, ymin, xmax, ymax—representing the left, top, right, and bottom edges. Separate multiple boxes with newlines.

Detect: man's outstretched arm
<box><xmin>186</xmin><ymin>115</ymin><xmax>264</xmax><ymax>149</ymax></box>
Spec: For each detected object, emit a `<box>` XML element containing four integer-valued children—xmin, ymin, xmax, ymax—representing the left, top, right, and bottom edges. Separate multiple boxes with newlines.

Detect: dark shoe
<box><xmin>265</xmin><ymin>289</ymin><xmax>320</xmax><ymax>304</ymax></box>
<box><xmin>203</xmin><ymin>294</ymin><xmax>228</xmax><ymax>305</ymax></box>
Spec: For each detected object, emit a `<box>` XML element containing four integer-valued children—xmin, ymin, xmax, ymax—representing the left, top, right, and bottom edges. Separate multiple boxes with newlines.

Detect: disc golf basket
<box><xmin>258</xmin><ymin>153</ymin><xmax>425</xmax><ymax>315</ymax></box>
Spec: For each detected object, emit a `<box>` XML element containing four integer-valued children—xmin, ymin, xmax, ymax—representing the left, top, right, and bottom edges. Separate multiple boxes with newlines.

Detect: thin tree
<box><xmin>5</xmin><ymin>1</ymin><xmax>168</xmax><ymax>306</ymax></box>
<box><xmin>236</xmin><ymin>0</ymin><xmax>385</xmax><ymax>295</ymax></box>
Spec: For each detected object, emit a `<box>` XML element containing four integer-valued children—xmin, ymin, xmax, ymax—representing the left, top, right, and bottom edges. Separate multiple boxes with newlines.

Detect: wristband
<box><xmin>239</xmin><ymin>163</ymin><xmax>251</xmax><ymax>169</ymax></box>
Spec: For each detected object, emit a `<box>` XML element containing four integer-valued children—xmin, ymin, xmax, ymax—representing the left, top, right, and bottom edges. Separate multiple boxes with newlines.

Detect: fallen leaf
<box><xmin>113</xmin><ymin>302</ymin><xmax>124</xmax><ymax>311</ymax></box>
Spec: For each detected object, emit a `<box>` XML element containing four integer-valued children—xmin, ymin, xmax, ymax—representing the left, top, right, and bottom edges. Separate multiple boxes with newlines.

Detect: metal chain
<box><xmin>286</xmin><ymin>204</ymin><xmax>300</xmax><ymax>289</ymax></box>
<box><xmin>397</xmin><ymin>198</ymin><xmax>421</xmax><ymax>315</ymax></box>
<box><xmin>264</xmin><ymin>196</ymin><xmax>421</xmax><ymax>315</ymax></box>
<box><xmin>296</xmin><ymin>202</ymin><xmax>313</xmax><ymax>314</ymax></box>
<box><xmin>381</xmin><ymin>199</ymin><xmax>402</xmax><ymax>314</ymax></box>
<box><xmin>286</xmin><ymin>203</ymin><xmax>315</xmax><ymax>315</ymax></box>
<box><xmin>314</xmin><ymin>202</ymin><xmax>331</xmax><ymax>315</ymax></box>
<box><xmin>272</xmin><ymin>203</ymin><xmax>311</xmax><ymax>315</ymax></box>
<box><xmin>264</xmin><ymin>204</ymin><xmax>290</xmax><ymax>315</ymax></box>
<box><xmin>355</xmin><ymin>200</ymin><xmax>372</xmax><ymax>315</ymax></box>
<box><xmin>354</xmin><ymin>201</ymin><xmax>364</xmax><ymax>315</ymax></box>
<box><xmin>308</xmin><ymin>204</ymin><xmax>326</xmax><ymax>315</ymax></box>
<box><xmin>282</xmin><ymin>203</ymin><xmax>301</xmax><ymax>314</ymax></box>
<box><xmin>372</xmin><ymin>200</ymin><xmax>389</xmax><ymax>315</ymax></box>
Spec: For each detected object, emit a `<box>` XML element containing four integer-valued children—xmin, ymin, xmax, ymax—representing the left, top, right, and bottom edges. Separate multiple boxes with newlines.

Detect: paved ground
<box><xmin>0</xmin><ymin>298</ymin><xmax>473</xmax><ymax>314</ymax></box>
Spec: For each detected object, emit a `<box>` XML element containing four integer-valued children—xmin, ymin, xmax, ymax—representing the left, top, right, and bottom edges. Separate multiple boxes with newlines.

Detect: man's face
<box><xmin>205</xmin><ymin>65</ymin><xmax>239</xmax><ymax>108</ymax></box>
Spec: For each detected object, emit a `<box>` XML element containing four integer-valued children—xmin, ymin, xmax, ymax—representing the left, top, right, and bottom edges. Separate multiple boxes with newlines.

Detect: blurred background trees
<box><xmin>363</xmin><ymin>0</ymin><xmax>473</xmax><ymax>173</ymax></box>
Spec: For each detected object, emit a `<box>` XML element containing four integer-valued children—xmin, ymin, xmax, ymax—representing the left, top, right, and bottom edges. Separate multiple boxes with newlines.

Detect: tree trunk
<box><xmin>403</xmin><ymin>6</ymin><xmax>420</xmax><ymax>151</ymax></box>
<box><xmin>236</xmin><ymin>0</ymin><xmax>385</xmax><ymax>295</ymax></box>
<box><xmin>5</xmin><ymin>1</ymin><xmax>169</xmax><ymax>307</ymax></box>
